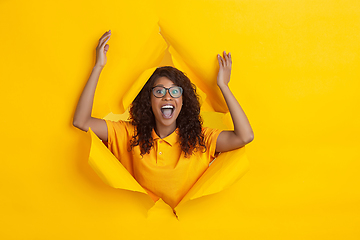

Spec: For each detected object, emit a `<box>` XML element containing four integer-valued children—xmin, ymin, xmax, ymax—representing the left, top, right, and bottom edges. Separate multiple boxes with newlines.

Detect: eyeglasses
<box><xmin>151</xmin><ymin>86</ymin><xmax>183</xmax><ymax>98</ymax></box>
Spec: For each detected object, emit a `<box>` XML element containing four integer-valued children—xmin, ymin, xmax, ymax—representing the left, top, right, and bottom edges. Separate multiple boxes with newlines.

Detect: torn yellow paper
<box><xmin>176</xmin><ymin>147</ymin><xmax>249</xmax><ymax>207</ymax></box>
<box><xmin>121</xmin><ymin>67</ymin><xmax>157</xmax><ymax>112</ymax></box>
<box><xmin>159</xmin><ymin>21</ymin><xmax>229</xmax><ymax>113</ymax></box>
<box><xmin>147</xmin><ymin>199</ymin><xmax>178</xmax><ymax>220</ymax></box>
<box><xmin>86</xmin><ymin>15</ymin><xmax>251</xmax><ymax>217</ymax></box>
<box><xmin>107</xmin><ymin>24</ymin><xmax>168</xmax><ymax>115</ymax></box>
<box><xmin>88</xmin><ymin>109</ymin><xmax>249</xmax><ymax>215</ymax></box>
<box><xmin>88</xmin><ymin>128</ymin><xmax>147</xmax><ymax>195</ymax></box>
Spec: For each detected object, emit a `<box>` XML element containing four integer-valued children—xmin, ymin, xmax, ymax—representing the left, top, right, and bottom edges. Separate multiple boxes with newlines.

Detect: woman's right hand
<box><xmin>95</xmin><ymin>30</ymin><xmax>111</xmax><ymax>68</ymax></box>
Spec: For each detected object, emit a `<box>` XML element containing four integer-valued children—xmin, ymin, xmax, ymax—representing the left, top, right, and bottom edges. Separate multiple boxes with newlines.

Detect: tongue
<box><xmin>162</xmin><ymin>109</ymin><xmax>172</xmax><ymax>118</ymax></box>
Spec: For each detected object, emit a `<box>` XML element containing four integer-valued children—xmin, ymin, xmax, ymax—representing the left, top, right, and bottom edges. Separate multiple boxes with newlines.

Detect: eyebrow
<box><xmin>153</xmin><ymin>84</ymin><xmax>177</xmax><ymax>87</ymax></box>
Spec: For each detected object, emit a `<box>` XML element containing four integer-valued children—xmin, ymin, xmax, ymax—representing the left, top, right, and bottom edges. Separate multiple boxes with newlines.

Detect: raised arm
<box><xmin>215</xmin><ymin>51</ymin><xmax>254</xmax><ymax>153</ymax></box>
<box><xmin>73</xmin><ymin>30</ymin><xmax>112</xmax><ymax>142</ymax></box>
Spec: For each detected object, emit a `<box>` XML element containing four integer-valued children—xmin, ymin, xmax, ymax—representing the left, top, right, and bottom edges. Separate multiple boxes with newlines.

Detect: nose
<box><xmin>163</xmin><ymin>89</ymin><xmax>173</xmax><ymax>100</ymax></box>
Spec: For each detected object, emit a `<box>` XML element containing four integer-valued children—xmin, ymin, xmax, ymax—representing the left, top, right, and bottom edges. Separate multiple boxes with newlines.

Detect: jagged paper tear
<box><xmin>88</xmin><ymin>119</ymin><xmax>249</xmax><ymax>217</ymax></box>
<box><xmin>88</xmin><ymin>26</ymin><xmax>250</xmax><ymax>217</ymax></box>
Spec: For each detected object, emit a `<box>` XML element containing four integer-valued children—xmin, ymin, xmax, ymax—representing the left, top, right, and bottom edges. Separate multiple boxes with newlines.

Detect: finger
<box><xmin>98</xmin><ymin>37</ymin><xmax>108</xmax><ymax>49</ymax></box>
<box><xmin>99</xmin><ymin>33</ymin><xmax>108</xmax><ymax>44</ymax></box>
<box><xmin>225</xmin><ymin>52</ymin><xmax>231</xmax><ymax>67</ymax></box>
<box><xmin>98</xmin><ymin>31</ymin><xmax>111</xmax><ymax>46</ymax></box>
<box><xmin>100</xmin><ymin>30</ymin><xmax>111</xmax><ymax>39</ymax></box>
<box><xmin>217</xmin><ymin>54</ymin><xmax>224</xmax><ymax>67</ymax></box>
<box><xmin>223</xmin><ymin>51</ymin><xmax>228</xmax><ymax>60</ymax></box>
<box><xmin>223</xmin><ymin>51</ymin><xmax>230</xmax><ymax>66</ymax></box>
<box><xmin>104</xmin><ymin>44</ymin><xmax>109</xmax><ymax>54</ymax></box>
<box><xmin>224</xmin><ymin>51</ymin><xmax>232</xmax><ymax>67</ymax></box>
<box><xmin>100</xmin><ymin>32</ymin><xmax>108</xmax><ymax>39</ymax></box>
<box><xmin>99</xmin><ymin>33</ymin><xmax>111</xmax><ymax>46</ymax></box>
<box><xmin>100</xmin><ymin>35</ymin><xmax>111</xmax><ymax>49</ymax></box>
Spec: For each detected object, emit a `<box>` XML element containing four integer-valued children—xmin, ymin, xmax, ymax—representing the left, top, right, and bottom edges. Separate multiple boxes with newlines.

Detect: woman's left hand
<box><xmin>217</xmin><ymin>51</ymin><xmax>232</xmax><ymax>88</ymax></box>
<box><xmin>215</xmin><ymin>51</ymin><xmax>254</xmax><ymax>153</ymax></box>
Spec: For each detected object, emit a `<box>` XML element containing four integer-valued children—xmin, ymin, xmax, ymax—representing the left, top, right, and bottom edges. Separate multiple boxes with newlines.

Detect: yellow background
<box><xmin>1</xmin><ymin>0</ymin><xmax>359</xmax><ymax>239</ymax></box>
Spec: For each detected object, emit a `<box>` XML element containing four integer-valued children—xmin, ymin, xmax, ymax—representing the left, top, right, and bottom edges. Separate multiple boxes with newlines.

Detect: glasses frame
<box><xmin>151</xmin><ymin>86</ymin><xmax>183</xmax><ymax>98</ymax></box>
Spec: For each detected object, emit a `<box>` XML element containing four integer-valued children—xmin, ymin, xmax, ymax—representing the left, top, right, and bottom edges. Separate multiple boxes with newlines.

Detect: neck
<box><xmin>155</xmin><ymin>123</ymin><xmax>176</xmax><ymax>139</ymax></box>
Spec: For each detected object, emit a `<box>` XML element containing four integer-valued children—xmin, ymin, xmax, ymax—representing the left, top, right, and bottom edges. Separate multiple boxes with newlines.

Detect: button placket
<box><xmin>157</xmin><ymin>139</ymin><xmax>164</xmax><ymax>165</ymax></box>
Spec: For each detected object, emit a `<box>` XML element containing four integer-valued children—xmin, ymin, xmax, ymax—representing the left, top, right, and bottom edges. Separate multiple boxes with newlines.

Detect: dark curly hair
<box><xmin>129</xmin><ymin>66</ymin><xmax>206</xmax><ymax>157</ymax></box>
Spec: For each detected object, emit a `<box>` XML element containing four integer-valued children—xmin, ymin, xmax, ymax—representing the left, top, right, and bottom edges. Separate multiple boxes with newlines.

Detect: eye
<box><xmin>155</xmin><ymin>89</ymin><xmax>163</xmax><ymax>94</ymax></box>
<box><xmin>171</xmin><ymin>88</ymin><xmax>179</xmax><ymax>94</ymax></box>
<box><xmin>153</xmin><ymin>87</ymin><xmax>165</xmax><ymax>96</ymax></box>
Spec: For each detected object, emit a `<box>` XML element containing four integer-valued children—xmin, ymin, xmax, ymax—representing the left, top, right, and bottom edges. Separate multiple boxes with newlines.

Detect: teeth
<box><xmin>161</xmin><ymin>105</ymin><xmax>174</xmax><ymax>109</ymax></box>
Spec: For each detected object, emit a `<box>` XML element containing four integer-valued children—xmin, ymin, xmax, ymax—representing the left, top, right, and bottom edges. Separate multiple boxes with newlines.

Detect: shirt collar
<box><xmin>151</xmin><ymin>128</ymin><xmax>179</xmax><ymax>146</ymax></box>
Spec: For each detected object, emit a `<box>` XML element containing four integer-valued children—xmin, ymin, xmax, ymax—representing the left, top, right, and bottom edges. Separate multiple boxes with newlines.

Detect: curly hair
<box><xmin>129</xmin><ymin>66</ymin><xmax>206</xmax><ymax>157</ymax></box>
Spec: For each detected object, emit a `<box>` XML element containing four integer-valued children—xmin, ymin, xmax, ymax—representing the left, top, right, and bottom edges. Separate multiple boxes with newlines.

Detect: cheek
<box><xmin>150</xmin><ymin>96</ymin><xmax>158</xmax><ymax>113</ymax></box>
<box><xmin>177</xmin><ymin>98</ymin><xmax>183</xmax><ymax>112</ymax></box>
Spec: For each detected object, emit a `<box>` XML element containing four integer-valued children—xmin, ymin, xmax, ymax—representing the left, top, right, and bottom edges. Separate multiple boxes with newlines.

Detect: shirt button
<box><xmin>159</xmin><ymin>152</ymin><xmax>162</xmax><ymax>155</ymax></box>
<box><xmin>159</xmin><ymin>140</ymin><xmax>163</xmax><ymax>143</ymax></box>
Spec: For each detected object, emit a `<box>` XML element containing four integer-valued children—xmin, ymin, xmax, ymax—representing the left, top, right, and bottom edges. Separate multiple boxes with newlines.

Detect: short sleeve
<box><xmin>202</xmin><ymin>127</ymin><xmax>222</xmax><ymax>161</ymax></box>
<box><xmin>105</xmin><ymin>120</ymin><xmax>130</xmax><ymax>145</ymax></box>
<box><xmin>104</xmin><ymin>120</ymin><xmax>135</xmax><ymax>174</ymax></box>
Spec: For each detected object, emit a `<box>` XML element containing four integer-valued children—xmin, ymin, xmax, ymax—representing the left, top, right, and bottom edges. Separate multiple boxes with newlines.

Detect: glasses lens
<box><xmin>169</xmin><ymin>87</ymin><xmax>183</xmax><ymax>98</ymax></box>
<box><xmin>152</xmin><ymin>87</ymin><xmax>166</xmax><ymax>97</ymax></box>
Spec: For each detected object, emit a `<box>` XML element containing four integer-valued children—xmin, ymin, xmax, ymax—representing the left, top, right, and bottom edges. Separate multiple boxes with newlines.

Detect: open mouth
<box><xmin>161</xmin><ymin>105</ymin><xmax>175</xmax><ymax>119</ymax></box>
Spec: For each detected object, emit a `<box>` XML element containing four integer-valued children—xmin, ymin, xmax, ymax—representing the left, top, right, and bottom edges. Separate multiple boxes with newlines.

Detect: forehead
<box><xmin>153</xmin><ymin>76</ymin><xmax>175</xmax><ymax>86</ymax></box>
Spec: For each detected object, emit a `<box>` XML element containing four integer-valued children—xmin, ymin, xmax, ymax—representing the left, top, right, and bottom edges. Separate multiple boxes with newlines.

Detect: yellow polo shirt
<box><xmin>105</xmin><ymin>120</ymin><xmax>221</xmax><ymax>209</ymax></box>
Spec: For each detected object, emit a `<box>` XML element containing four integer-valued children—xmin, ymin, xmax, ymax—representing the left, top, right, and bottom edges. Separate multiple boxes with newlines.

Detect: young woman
<box><xmin>73</xmin><ymin>30</ymin><xmax>254</xmax><ymax>209</ymax></box>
